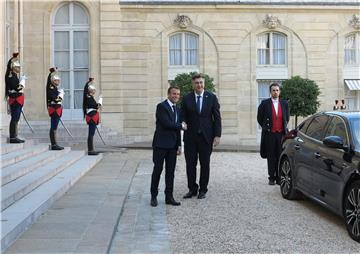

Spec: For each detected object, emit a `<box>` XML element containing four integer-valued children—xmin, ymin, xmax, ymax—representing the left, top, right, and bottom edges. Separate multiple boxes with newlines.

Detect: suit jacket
<box><xmin>181</xmin><ymin>91</ymin><xmax>222</xmax><ymax>145</ymax></box>
<box><xmin>257</xmin><ymin>98</ymin><xmax>290</xmax><ymax>158</ymax></box>
<box><xmin>152</xmin><ymin>100</ymin><xmax>182</xmax><ymax>149</ymax></box>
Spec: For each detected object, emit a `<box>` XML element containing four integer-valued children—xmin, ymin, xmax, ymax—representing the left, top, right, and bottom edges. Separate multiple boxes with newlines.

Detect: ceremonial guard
<box><xmin>46</xmin><ymin>68</ymin><xmax>64</xmax><ymax>150</ymax></box>
<box><xmin>5</xmin><ymin>53</ymin><xmax>26</xmax><ymax>143</ymax></box>
<box><xmin>82</xmin><ymin>78</ymin><xmax>102</xmax><ymax>155</ymax></box>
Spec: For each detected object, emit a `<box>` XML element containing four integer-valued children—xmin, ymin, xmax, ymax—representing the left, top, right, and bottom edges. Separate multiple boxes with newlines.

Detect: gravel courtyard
<box><xmin>167</xmin><ymin>152</ymin><xmax>359</xmax><ymax>253</ymax></box>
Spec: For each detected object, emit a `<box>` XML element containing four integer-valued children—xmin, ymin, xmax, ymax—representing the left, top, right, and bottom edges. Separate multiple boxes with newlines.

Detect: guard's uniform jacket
<box><xmin>47</xmin><ymin>84</ymin><xmax>63</xmax><ymax>117</ymax></box>
<box><xmin>84</xmin><ymin>95</ymin><xmax>100</xmax><ymax>125</ymax></box>
<box><xmin>6</xmin><ymin>72</ymin><xmax>24</xmax><ymax>106</ymax></box>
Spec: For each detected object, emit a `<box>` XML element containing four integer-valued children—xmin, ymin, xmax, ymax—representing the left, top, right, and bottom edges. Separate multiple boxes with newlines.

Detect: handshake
<box><xmin>181</xmin><ymin>121</ymin><xmax>187</xmax><ymax>131</ymax></box>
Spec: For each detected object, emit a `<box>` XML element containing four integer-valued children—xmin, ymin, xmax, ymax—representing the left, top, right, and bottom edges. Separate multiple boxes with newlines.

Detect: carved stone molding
<box><xmin>349</xmin><ymin>14</ymin><xmax>360</xmax><ymax>30</ymax></box>
<box><xmin>174</xmin><ymin>15</ymin><xmax>192</xmax><ymax>29</ymax></box>
<box><xmin>263</xmin><ymin>14</ymin><xmax>281</xmax><ymax>29</ymax></box>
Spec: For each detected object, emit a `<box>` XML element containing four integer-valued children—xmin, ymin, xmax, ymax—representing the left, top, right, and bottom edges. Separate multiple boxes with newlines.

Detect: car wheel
<box><xmin>344</xmin><ymin>180</ymin><xmax>360</xmax><ymax>243</ymax></box>
<box><xmin>279</xmin><ymin>157</ymin><xmax>300</xmax><ymax>200</ymax></box>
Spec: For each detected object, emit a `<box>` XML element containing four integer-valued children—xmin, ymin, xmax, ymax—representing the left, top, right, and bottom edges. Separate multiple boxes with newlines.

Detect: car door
<box><xmin>294</xmin><ymin>114</ymin><xmax>330</xmax><ymax>195</ymax></box>
<box><xmin>315</xmin><ymin>116</ymin><xmax>352</xmax><ymax>211</ymax></box>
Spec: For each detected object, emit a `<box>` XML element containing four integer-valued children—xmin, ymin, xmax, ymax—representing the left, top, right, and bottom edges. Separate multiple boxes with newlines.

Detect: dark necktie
<box><xmin>172</xmin><ymin>105</ymin><xmax>177</xmax><ymax>123</ymax></box>
<box><xmin>196</xmin><ymin>95</ymin><xmax>201</xmax><ymax>114</ymax></box>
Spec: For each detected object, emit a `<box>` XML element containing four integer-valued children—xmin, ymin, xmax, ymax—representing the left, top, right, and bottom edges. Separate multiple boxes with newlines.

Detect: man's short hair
<box><xmin>269</xmin><ymin>82</ymin><xmax>280</xmax><ymax>92</ymax></box>
<box><xmin>168</xmin><ymin>85</ymin><xmax>180</xmax><ymax>94</ymax></box>
<box><xmin>191</xmin><ymin>73</ymin><xmax>205</xmax><ymax>80</ymax></box>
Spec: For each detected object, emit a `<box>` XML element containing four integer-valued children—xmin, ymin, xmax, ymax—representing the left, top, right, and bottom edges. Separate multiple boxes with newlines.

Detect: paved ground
<box><xmin>109</xmin><ymin>150</ymin><xmax>359</xmax><ymax>253</ymax></box>
<box><xmin>6</xmin><ymin>150</ymin><xmax>360</xmax><ymax>253</ymax></box>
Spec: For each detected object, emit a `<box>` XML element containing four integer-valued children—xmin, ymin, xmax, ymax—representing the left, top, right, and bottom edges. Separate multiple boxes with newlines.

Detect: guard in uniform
<box><xmin>5</xmin><ymin>53</ymin><xmax>26</xmax><ymax>143</ymax></box>
<box><xmin>82</xmin><ymin>78</ymin><xmax>102</xmax><ymax>155</ymax></box>
<box><xmin>46</xmin><ymin>68</ymin><xmax>64</xmax><ymax>150</ymax></box>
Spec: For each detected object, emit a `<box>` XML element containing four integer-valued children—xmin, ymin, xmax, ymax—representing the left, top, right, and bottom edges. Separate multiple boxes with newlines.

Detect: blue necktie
<box><xmin>172</xmin><ymin>105</ymin><xmax>177</xmax><ymax>123</ymax></box>
<box><xmin>196</xmin><ymin>95</ymin><xmax>201</xmax><ymax>114</ymax></box>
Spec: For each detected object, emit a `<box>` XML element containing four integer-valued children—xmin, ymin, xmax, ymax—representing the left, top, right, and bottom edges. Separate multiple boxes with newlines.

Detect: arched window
<box><xmin>52</xmin><ymin>2</ymin><xmax>89</xmax><ymax>118</ymax></box>
<box><xmin>169</xmin><ymin>32</ymin><xmax>198</xmax><ymax>66</ymax></box>
<box><xmin>345</xmin><ymin>32</ymin><xmax>360</xmax><ymax>65</ymax></box>
<box><xmin>257</xmin><ymin>32</ymin><xmax>287</xmax><ymax>65</ymax></box>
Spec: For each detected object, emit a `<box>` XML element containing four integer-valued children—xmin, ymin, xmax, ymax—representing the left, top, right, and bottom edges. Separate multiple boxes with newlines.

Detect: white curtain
<box><xmin>257</xmin><ymin>34</ymin><xmax>269</xmax><ymax>65</ymax></box>
<box><xmin>54</xmin><ymin>4</ymin><xmax>69</xmax><ymax>24</ymax></box>
<box><xmin>185</xmin><ymin>33</ymin><xmax>198</xmax><ymax>65</ymax></box>
<box><xmin>345</xmin><ymin>34</ymin><xmax>356</xmax><ymax>65</ymax></box>
<box><xmin>169</xmin><ymin>34</ymin><xmax>182</xmax><ymax>65</ymax></box>
<box><xmin>272</xmin><ymin>33</ymin><xmax>286</xmax><ymax>65</ymax></box>
<box><xmin>74</xmin><ymin>4</ymin><xmax>88</xmax><ymax>24</ymax></box>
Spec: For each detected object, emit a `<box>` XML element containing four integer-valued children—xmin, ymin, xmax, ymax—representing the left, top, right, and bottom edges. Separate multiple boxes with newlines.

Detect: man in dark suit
<box><xmin>181</xmin><ymin>73</ymin><xmax>222</xmax><ymax>199</ymax></box>
<box><xmin>257</xmin><ymin>83</ymin><xmax>290</xmax><ymax>185</ymax></box>
<box><xmin>150</xmin><ymin>86</ymin><xmax>187</xmax><ymax>207</ymax></box>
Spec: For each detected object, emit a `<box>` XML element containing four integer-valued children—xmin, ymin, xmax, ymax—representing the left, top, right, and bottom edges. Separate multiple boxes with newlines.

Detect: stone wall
<box><xmin>3</xmin><ymin>1</ymin><xmax>359</xmax><ymax>145</ymax></box>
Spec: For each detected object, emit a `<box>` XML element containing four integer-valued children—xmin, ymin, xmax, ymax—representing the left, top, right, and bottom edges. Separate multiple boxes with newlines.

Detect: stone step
<box><xmin>1</xmin><ymin>144</ymin><xmax>49</xmax><ymax>168</ymax></box>
<box><xmin>2</xmin><ymin>148</ymin><xmax>71</xmax><ymax>186</ymax></box>
<box><xmin>0</xmin><ymin>153</ymin><xmax>103</xmax><ymax>253</ymax></box>
<box><xmin>1</xmin><ymin>143</ymin><xmax>25</xmax><ymax>155</ymax></box>
<box><xmin>0</xmin><ymin>140</ymin><xmax>38</xmax><ymax>156</ymax></box>
<box><xmin>1</xmin><ymin>151</ymin><xmax>84</xmax><ymax>211</ymax></box>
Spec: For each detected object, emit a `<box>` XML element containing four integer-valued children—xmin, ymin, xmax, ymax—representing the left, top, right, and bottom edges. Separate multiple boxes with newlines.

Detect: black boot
<box><xmin>9</xmin><ymin>121</ymin><xmax>24</xmax><ymax>143</ymax></box>
<box><xmin>87</xmin><ymin>136</ymin><xmax>99</xmax><ymax>155</ymax></box>
<box><xmin>165</xmin><ymin>195</ymin><xmax>181</xmax><ymax>206</ymax></box>
<box><xmin>50</xmin><ymin>129</ymin><xmax>64</xmax><ymax>150</ymax></box>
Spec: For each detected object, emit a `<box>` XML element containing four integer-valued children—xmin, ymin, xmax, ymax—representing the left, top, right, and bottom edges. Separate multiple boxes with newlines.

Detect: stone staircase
<box><xmin>18</xmin><ymin>120</ymin><xmax>135</xmax><ymax>149</ymax></box>
<box><xmin>0</xmin><ymin>139</ymin><xmax>103</xmax><ymax>253</ymax></box>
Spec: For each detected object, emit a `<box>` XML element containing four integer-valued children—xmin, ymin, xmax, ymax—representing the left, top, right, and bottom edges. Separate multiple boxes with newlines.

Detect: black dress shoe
<box><xmin>268</xmin><ymin>180</ymin><xmax>275</xmax><ymax>185</ymax></box>
<box><xmin>183</xmin><ymin>191</ymin><xmax>197</xmax><ymax>199</ymax></box>
<box><xmin>197</xmin><ymin>192</ymin><xmax>206</xmax><ymax>199</ymax></box>
<box><xmin>9</xmin><ymin>137</ymin><xmax>25</xmax><ymax>143</ymax></box>
<box><xmin>51</xmin><ymin>144</ymin><xmax>64</xmax><ymax>150</ymax></box>
<box><xmin>150</xmin><ymin>196</ymin><xmax>158</xmax><ymax>207</ymax></box>
<box><xmin>165</xmin><ymin>196</ymin><xmax>181</xmax><ymax>206</ymax></box>
<box><xmin>88</xmin><ymin>151</ymin><xmax>99</xmax><ymax>156</ymax></box>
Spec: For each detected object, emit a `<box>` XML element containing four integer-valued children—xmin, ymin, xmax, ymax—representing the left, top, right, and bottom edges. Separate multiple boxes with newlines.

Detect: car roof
<box><xmin>323</xmin><ymin>111</ymin><xmax>360</xmax><ymax>119</ymax></box>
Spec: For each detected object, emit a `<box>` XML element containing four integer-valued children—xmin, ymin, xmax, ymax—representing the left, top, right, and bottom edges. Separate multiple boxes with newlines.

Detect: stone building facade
<box><xmin>1</xmin><ymin>0</ymin><xmax>360</xmax><ymax>145</ymax></box>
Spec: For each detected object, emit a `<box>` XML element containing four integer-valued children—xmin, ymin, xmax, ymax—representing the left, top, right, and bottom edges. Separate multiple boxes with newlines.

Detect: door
<box><xmin>294</xmin><ymin>114</ymin><xmax>330</xmax><ymax>195</ymax></box>
<box><xmin>316</xmin><ymin>116</ymin><xmax>351</xmax><ymax>210</ymax></box>
<box><xmin>52</xmin><ymin>2</ymin><xmax>89</xmax><ymax>120</ymax></box>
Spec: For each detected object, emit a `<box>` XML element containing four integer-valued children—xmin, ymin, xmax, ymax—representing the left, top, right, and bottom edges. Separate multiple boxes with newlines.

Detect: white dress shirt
<box><xmin>272</xmin><ymin>98</ymin><xmax>279</xmax><ymax>116</ymax></box>
<box><xmin>194</xmin><ymin>91</ymin><xmax>204</xmax><ymax>113</ymax></box>
<box><xmin>167</xmin><ymin>99</ymin><xmax>177</xmax><ymax>122</ymax></box>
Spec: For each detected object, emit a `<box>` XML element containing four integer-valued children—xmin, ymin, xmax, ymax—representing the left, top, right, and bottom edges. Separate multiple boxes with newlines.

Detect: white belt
<box><xmin>50</xmin><ymin>101</ymin><xmax>62</xmax><ymax>105</ymax></box>
<box><xmin>86</xmin><ymin>108</ymin><xmax>97</xmax><ymax>114</ymax></box>
<box><xmin>8</xmin><ymin>90</ymin><xmax>22</xmax><ymax>94</ymax></box>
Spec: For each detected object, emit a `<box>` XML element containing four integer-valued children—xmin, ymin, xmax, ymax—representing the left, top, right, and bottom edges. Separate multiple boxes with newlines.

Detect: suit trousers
<box><xmin>184</xmin><ymin>133</ymin><xmax>212</xmax><ymax>193</ymax></box>
<box><xmin>266</xmin><ymin>132</ymin><xmax>283</xmax><ymax>181</ymax></box>
<box><xmin>150</xmin><ymin>147</ymin><xmax>177</xmax><ymax>197</ymax></box>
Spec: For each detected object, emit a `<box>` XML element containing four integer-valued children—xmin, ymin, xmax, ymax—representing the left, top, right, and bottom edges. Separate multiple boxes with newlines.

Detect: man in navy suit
<box><xmin>257</xmin><ymin>83</ymin><xmax>290</xmax><ymax>185</ymax></box>
<box><xmin>150</xmin><ymin>86</ymin><xmax>187</xmax><ymax>207</ymax></box>
<box><xmin>181</xmin><ymin>73</ymin><xmax>222</xmax><ymax>199</ymax></box>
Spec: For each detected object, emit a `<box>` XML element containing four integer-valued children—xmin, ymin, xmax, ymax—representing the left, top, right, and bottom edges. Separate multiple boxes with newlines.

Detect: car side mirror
<box><xmin>323</xmin><ymin>136</ymin><xmax>344</xmax><ymax>149</ymax></box>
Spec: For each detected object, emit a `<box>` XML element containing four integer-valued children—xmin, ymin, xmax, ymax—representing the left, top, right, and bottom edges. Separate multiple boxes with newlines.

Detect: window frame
<box><xmin>324</xmin><ymin>115</ymin><xmax>350</xmax><ymax>147</ymax></box>
<box><xmin>52</xmin><ymin>2</ymin><xmax>90</xmax><ymax>111</ymax></box>
<box><xmin>168</xmin><ymin>32</ymin><xmax>199</xmax><ymax>67</ymax></box>
<box><xmin>256</xmin><ymin>31</ymin><xmax>287</xmax><ymax>67</ymax></box>
<box><xmin>344</xmin><ymin>32</ymin><xmax>360</xmax><ymax>66</ymax></box>
<box><xmin>304</xmin><ymin>114</ymin><xmax>331</xmax><ymax>142</ymax></box>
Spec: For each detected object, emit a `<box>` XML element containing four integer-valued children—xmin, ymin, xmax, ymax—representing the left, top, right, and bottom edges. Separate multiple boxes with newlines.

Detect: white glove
<box><xmin>19</xmin><ymin>75</ymin><xmax>27</xmax><ymax>87</ymax></box>
<box><xmin>58</xmin><ymin>89</ymin><xmax>65</xmax><ymax>99</ymax></box>
<box><xmin>98</xmin><ymin>97</ymin><xmax>103</xmax><ymax>105</ymax></box>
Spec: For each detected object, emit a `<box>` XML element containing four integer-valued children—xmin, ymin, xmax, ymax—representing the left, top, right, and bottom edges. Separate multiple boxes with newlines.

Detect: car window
<box><xmin>298</xmin><ymin>117</ymin><xmax>311</xmax><ymax>134</ymax></box>
<box><xmin>324</xmin><ymin>116</ymin><xmax>348</xmax><ymax>146</ymax></box>
<box><xmin>305</xmin><ymin>115</ymin><xmax>329</xmax><ymax>141</ymax></box>
<box><xmin>349</xmin><ymin>118</ymin><xmax>360</xmax><ymax>150</ymax></box>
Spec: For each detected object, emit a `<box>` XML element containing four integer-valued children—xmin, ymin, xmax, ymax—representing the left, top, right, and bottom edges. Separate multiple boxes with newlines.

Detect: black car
<box><xmin>279</xmin><ymin>111</ymin><xmax>360</xmax><ymax>243</ymax></box>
